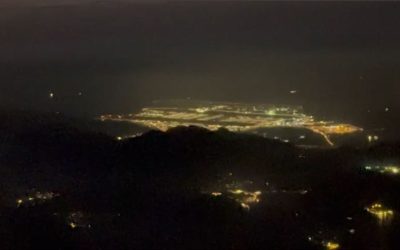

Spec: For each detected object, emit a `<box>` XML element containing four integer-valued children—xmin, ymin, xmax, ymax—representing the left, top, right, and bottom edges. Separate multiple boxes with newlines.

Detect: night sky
<box><xmin>1</xmin><ymin>1</ymin><xmax>399</xmax><ymax>123</ymax></box>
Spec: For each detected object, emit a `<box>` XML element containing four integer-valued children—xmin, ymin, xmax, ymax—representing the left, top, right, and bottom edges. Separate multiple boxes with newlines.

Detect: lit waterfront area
<box><xmin>365</xmin><ymin>203</ymin><xmax>394</xmax><ymax>225</ymax></box>
<box><xmin>99</xmin><ymin>100</ymin><xmax>362</xmax><ymax>146</ymax></box>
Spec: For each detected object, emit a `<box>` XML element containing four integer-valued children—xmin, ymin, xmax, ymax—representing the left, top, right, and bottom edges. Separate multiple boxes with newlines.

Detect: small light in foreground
<box><xmin>367</xmin><ymin>135</ymin><xmax>379</xmax><ymax>143</ymax></box>
<box><xmin>230</xmin><ymin>189</ymin><xmax>244</xmax><ymax>194</ymax></box>
<box><xmin>16</xmin><ymin>199</ymin><xmax>23</xmax><ymax>207</ymax></box>
<box><xmin>240</xmin><ymin>203</ymin><xmax>250</xmax><ymax>210</ymax></box>
<box><xmin>208</xmin><ymin>181</ymin><xmax>262</xmax><ymax>210</ymax></box>
<box><xmin>324</xmin><ymin>241</ymin><xmax>340</xmax><ymax>250</ymax></box>
<box><xmin>211</xmin><ymin>192</ymin><xmax>222</xmax><ymax>197</ymax></box>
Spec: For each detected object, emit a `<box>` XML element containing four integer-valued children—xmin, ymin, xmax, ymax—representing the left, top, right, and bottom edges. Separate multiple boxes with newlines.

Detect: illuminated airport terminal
<box><xmin>99</xmin><ymin>100</ymin><xmax>363</xmax><ymax>146</ymax></box>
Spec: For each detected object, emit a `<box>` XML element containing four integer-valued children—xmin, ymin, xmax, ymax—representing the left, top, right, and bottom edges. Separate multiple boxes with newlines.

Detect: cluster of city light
<box><xmin>210</xmin><ymin>188</ymin><xmax>262</xmax><ymax>210</ymax></box>
<box><xmin>99</xmin><ymin>100</ymin><xmax>363</xmax><ymax>146</ymax></box>
<box><xmin>67</xmin><ymin>211</ymin><xmax>91</xmax><ymax>229</ymax></box>
<box><xmin>229</xmin><ymin>189</ymin><xmax>262</xmax><ymax>207</ymax></box>
<box><xmin>206</xmin><ymin>173</ymin><xmax>262</xmax><ymax>210</ymax></box>
<box><xmin>365</xmin><ymin>203</ymin><xmax>394</xmax><ymax>224</ymax></box>
<box><xmin>364</xmin><ymin>165</ymin><xmax>400</xmax><ymax>175</ymax></box>
<box><xmin>308</xmin><ymin>236</ymin><xmax>340</xmax><ymax>250</ymax></box>
<box><xmin>16</xmin><ymin>191</ymin><xmax>59</xmax><ymax>207</ymax></box>
<box><xmin>323</xmin><ymin>241</ymin><xmax>340</xmax><ymax>250</ymax></box>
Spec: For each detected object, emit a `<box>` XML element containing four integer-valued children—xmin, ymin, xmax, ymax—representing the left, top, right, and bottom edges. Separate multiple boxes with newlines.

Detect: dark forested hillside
<box><xmin>0</xmin><ymin>111</ymin><xmax>400</xmax><ymax>250</ymax></box>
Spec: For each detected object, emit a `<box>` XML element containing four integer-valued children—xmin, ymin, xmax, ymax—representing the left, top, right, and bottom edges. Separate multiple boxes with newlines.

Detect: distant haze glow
<box><xmin>0</xmin><ymin>1</ymin><xmax>399</xmax><ymax>130</ymax></box>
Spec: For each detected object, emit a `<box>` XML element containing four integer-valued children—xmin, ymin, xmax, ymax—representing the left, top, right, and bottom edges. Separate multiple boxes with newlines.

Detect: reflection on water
<box><xmin>376</xmin><ymin>211</ymin><xmax>394</xmax><ymax>226</ymax></box>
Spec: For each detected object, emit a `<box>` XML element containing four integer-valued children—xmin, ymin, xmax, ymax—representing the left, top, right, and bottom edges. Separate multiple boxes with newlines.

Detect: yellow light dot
<box><xmin>230</xmin><ymin>189</ymin><xmax>244</xmax><ymax>194</ymax></box>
